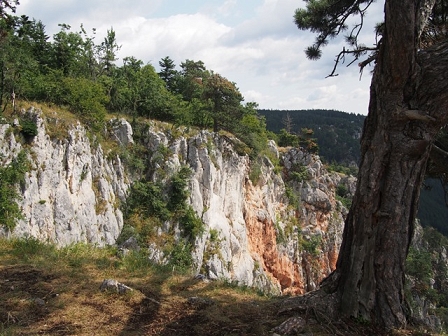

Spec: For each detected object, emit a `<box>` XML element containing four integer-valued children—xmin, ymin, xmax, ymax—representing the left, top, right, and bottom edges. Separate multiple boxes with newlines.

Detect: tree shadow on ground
<box><xmin>0</xmin><ymin>263</ymin><xmax>435</xmax><ymax>336</ymax></box>
<box><xmin>118</xmin><ymin>275</ymin><xmax>290</xmax><ymax>336</ymax></box>
<box><xmin>0</xmin><ymin>265</ymin><xmax>67</xmax><ymax>333</ymax></box>
<box><xmin>118</xmin><ymin>275</ymin><xmax>420</xmax><ymax>336</ymax></box>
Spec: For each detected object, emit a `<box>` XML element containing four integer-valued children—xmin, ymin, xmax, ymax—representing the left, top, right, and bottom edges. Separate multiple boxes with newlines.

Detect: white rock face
<box><xmin>143</xmin><ymin>130</ymin><xmax>352</xmax><ymax>294</ymax></box>
<box><xmin>0</xmin><ymin>108</ymin><xmax>128</xmax><ymax>246</ymax></box>
<box><xmin>186</xmin><ymin>132</ymin><xmax>255</xmax><ymax>283</ymax></box>
<box><xmin>108</xmin><ymin>118</ymin><xmax>134</xmax><ymax>146</ymax></box>
<box><xmin>0</xmin><ymin>107</ymin><xmax>354</xmax><ymax>294</ymax></box>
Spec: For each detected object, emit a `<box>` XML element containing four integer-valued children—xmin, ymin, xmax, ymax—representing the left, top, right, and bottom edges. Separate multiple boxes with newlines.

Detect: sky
<box><xmin>16</xmin><ymin>0</ymin><xmax>385</xmax><ymax>115</ymax></box>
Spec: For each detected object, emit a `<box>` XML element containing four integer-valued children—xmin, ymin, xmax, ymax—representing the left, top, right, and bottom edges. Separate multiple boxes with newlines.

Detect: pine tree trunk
<box><xmin>327</xmin><ymin>1</ymin><xmax>448</xmax><ymax>329</ymax></box>
<box><xmin>334</xmin><ymin>102</ymin><xmax>433</xmax><ymax>327</ymax></box>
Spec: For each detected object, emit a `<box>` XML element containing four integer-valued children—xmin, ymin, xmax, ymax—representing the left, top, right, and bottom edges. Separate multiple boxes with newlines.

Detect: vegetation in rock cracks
<box><xmin>121</xmin><ymin>164</ymin><xmax>204</xmax><ymax>271</ymax></box>
<box><xmin>405</xmin><ymin>226</ymin><xmax>448</xmax><ymax>329</ymax></box>
<box><xmin>0</xmin><ymin>150</ymin><xmax>29</xmax><ymax>231</ymax></box>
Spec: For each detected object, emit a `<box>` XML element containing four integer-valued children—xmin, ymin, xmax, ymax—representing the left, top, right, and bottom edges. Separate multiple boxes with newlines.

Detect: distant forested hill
<box><xmin>418</xmin><ymin>179</ymin><xmax>448</xmax><ymax>236</ymax></box>
<box><xmin>258</xmin><ymin>109</ymin><xmax>365</xmax><ymax>165</ymax></box>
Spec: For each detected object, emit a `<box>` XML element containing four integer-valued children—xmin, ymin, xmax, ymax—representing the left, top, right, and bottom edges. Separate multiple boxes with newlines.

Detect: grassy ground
<box><xmin>0</xmin><ymin>237</ymin><xmax>442</xmax><ymax>336</ymax></box>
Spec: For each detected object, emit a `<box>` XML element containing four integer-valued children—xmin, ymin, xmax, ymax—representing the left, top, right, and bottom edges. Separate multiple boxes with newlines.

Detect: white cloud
<box><xmin>217</xmin><ymin>0</ymin><xmax>238</xmax><ymax>17</ymax></box>
<box><xmin>97</xmin><ymin>13</ymin><xmax>230</xmax><ymax>64</ymax></box>
<box><xmin>243</xmin><ymin>90</ymin><xmax>269</xmax><ymax>104</ymax></box>
<box><xmin>307</xmin><ymin>85</ymin><xmax>337</xmax><ymax>102</ymax></box>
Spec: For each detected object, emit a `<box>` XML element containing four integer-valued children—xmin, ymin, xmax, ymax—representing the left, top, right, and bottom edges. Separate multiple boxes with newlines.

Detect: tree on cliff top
<box><xmin>289</xmin><ymin>0</ymin><xmax>448</xmax><ymax>330</ymax></box>
<box><xmin>0</xmin><ymin>0</ymin><xmax>18</xmax><ymax>20</ymax></box>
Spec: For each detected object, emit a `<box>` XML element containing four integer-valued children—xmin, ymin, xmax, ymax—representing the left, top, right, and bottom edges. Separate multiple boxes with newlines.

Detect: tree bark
<box><xmin>323</xmin><ymin>0</ymin><xmax>448</xmax><ymax>329</ymax></box>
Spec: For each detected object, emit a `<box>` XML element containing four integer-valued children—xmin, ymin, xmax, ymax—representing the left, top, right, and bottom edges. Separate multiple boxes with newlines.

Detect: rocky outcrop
<box><xmin>0</xmin><ymin>108</ymin><xmax>128</xmax><ymax>246</ymax></box>
<box><xmin>119</xmin><ymin>125</ymin><xmax>352</xmax><ymax>294</ymax></box>
<box><xmin>243</xmin><ymin>148</ymin><xmax>348</xmax><ymax>294</ymax></box>
<box><xmin>0</xmin><ymin>106</ymin><xmax>354</xmax><ymax>295</ymax></box>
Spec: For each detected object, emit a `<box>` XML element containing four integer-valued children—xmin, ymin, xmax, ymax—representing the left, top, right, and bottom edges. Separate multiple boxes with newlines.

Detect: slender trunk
<box><xmin>213</xmin><ymin>116</ymin><xmax>218</xmax><ymax>133</ymax></box>
<box><xmin>325</xmin><ymin>1</ymin><xmax>448</xmax><ymax>329</ymax></box>
<box><xmin>0</xmin><ymin>60</ymin><xmax>4</xmax><ymax>109</ymax></box>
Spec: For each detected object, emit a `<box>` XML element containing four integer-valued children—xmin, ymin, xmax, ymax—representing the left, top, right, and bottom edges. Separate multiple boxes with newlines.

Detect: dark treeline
<box><xmin>0</xmin><ymin>16</ymin><xmax>268</xmax><ymax>157</ymax></box>
<box><xmin>419</xmin><ymin>179</ymin><xmax>448</xmax><ymax>236</ymax></box>
<box><xmin>258</xmin><ymin>109</ymin><xmax>365</xmax><ymax>165</ymax></box>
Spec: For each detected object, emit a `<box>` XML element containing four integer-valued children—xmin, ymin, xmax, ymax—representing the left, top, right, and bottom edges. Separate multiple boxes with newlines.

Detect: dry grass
<box><xmin>0</xmin><ymin>238</ymin><xmax>443</xmax><ymax>336</ymax></box>
<box><xmin>3</xmin><ymin>101</ymin><xmax>79</xmax><ymax>141</ymax></box>
<box><xmin>0</xmin><ymin>238</ymin><xmax>282</xmax><ymax>336</ymax></box>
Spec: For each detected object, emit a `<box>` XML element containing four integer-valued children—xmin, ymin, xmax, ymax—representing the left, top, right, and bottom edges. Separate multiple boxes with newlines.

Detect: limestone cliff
<box><xmin>0</xmin><ymin>108</ymin><xmax>128</xmax><ymax>246</ymax></box>
<box><xmin>0</xmin><ymin>107</ymin><xmax>354</xmax><ymax>295</ymax></box>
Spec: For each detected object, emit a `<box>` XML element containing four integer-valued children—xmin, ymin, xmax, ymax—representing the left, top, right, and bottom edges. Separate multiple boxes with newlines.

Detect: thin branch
<box><xmin>326</xmin><ymin>50</ymin><xmax>345</xmax><ymax>77</ymax></box>
<box><xmin>358</xmin><ymin>54</ymin><xmax>377</xmax><ymax>69</ymax></box>
<box><xmin>326</xmin><ymin>46</ymin><xmax>378</xmax><ymax>77</ymax></box>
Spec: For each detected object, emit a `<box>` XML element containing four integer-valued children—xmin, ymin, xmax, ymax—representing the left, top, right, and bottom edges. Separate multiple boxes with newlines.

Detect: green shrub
<box><xmin>20</xmin><ymin>118</ymin><xmax>38</xmax><ymax>138</ymax></box>
<box><xmin>157</xmin><ymin>144</ymin><xmax>172</xmax><ymax>160</ymax></box>
<box><xmin>300</xmin><ymin>235</ymin><xmax>321</xmax><ymax>256</ymax></box>
<box><xmin>289</xmin><ymin>163</ymin><xmax>308</xmax><ymax>182</ymax></box>
<box><xmin>290</xmin><ymin>170</ymin><xmax>307</xmax><ymax>182</ymax></box>
<box><xmin>209</xmin><ymin>229</ymin><xmax>219</xmax><ymax>242</ymax></box>
<box><xmin>61</xmin><ymin>77</ymin><xmax>108</xmax><ymax>131</ymax></box>
<box><xmin>179</xmin><ymin>206</ymin><xmax>204</xmax><ymax>240</ymax></box>
<box><xmin>0</xmin><ymin>150</ymin><xmax>29</xmax><ymax>231</ymax></box>
<box><xmin>336</xmin><ymin>194</ymin><xmax>352</xmax><ymax>209</ymax></box>
<box><xmin>231</xmin><ymin>138</ymin><xmax>251</xmax><ymax>156</ymax></box>
<box><xmin>406</xmin><ymin>247</ymin><xmax>433</xmax><ymax>283</ymax></box>
<box><xmin>167</xmin><ymin>240</ymin><xmax>193</xmax><ymax>272</ymax></box>
<box><xmin>285</xmin><ymin>186</ymin><xmax>300</xmax><ymax>209</ymax></box>
<box><xmin>249</xmin><ymin>160</ymin><xmax>262</xmax><ymax>185</ymax></box>
<box><xmin>125</xmin><ymin>180</ymin><xmax>170</xmax><ymax>221</ymax></box>
<box><xmin>11</xmin><ymin>236</ymin><xmax>54</xmax><ymax>259</ymax></box>
<box><xmin>278</xmin><ymin>129</ymin><xmax>299</xmax><ymax>147</ymax></box>
<box><xmin>336</xmin><ymin>183</ymin><xmax>352</xmax><ymax>208</ymax></box>
<box><xmin>122</xmin><ymin>164</ymin><xmax>203</xmax><ymax>256</ymax></box>
<box><xmin>115</xmin><ymin>143</ymin><xmax>147</xmax><ymax>176</ymax></box>
<box><xmin>168</xmin><ymin>166</ymin><xmax>192</xmax><ymax>213</ymax></box>
<box><xmin>336</xmin><ymin>184</ymin><xmax>348</xmax><ymax>197</ymax></box>
<box><xmin>327</xmin><ymin>162</ymin><xmax>358</xmax><ymax>176</ymax></box>
<box><xmin>434</xmin><ymin>307</ymin><xmax>448</xmax><ymax>330</ymax></box>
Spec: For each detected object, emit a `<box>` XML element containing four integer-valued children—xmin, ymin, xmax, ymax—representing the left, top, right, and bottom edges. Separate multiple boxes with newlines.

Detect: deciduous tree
<box><xmin>0</xmin><ymin>15</ymin><xmax>40</xmax><ymax>109</ymax></box>
<box><xmin>203</xmin><ymin>72</ymin><xmax>243</xmax><ymax>132</ymax></box>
